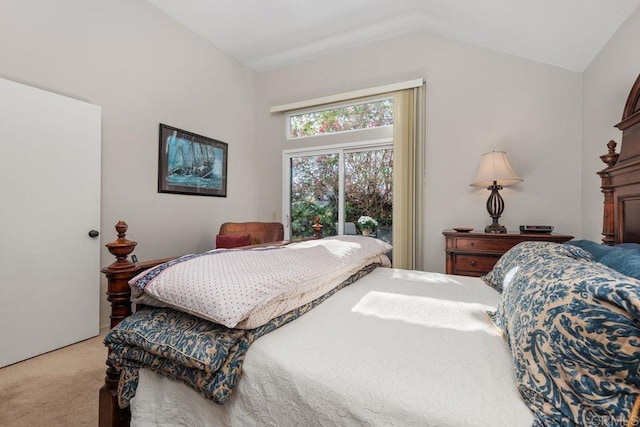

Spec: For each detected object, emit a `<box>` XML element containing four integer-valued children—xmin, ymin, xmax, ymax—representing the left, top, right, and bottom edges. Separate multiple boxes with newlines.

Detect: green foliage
<box><xmin>344</xmin><ymin>149</ymin><xmax>393</xmax><ymax>226</ymax></box>
<box><xmin>290</xmin><ymin>99</ymin><xmax>393</xmax><ymax>138</ymax></box>
<box><xmin>290</xmin><ymin>149</ymin><xmax>393</xmax><ymax>239</ymax></box>
<box><xmin>290</xmin><ymin>154</ymin><xmax>339</xmax><ymax>239</ymax></box>
<box><xmin>290</xmin><ymin>200</ymin><xmax>337</xmax><ymax>240</ymax></box>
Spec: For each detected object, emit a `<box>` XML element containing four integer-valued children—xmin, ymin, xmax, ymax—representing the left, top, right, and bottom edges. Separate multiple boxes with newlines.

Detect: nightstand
<box><xmin>443</xmin><ymin>230</ymin><xmax>574</xmax><ymax>277</ymax></box>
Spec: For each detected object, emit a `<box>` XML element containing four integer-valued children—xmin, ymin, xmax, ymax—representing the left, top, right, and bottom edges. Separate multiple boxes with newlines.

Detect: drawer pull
<box><xmin>470</xmin><ymin>242</ymin><xmax>475</xmax><ymax>247</ymax></box>
<box><xmin>470</xmin><ymin>260</ymin><xmax>477</xmax><ymax>267</ymax></box>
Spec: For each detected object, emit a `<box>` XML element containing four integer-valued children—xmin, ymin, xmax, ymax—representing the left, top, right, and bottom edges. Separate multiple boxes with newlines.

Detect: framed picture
<box><xmin>158</xmin><ymin>124</ymin><xmax>228</xmax><ymax>197</ymax></box>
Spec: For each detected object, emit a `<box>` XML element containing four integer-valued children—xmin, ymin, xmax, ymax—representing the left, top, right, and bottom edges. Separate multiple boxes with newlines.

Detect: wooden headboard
<box><xmin>599</xmin><ymin>73</ymin><xmax>640</xmax><ymax>245</ymax></box>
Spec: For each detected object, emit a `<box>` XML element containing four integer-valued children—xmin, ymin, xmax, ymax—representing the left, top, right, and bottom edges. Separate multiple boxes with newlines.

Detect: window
<box><xmin>284</xmin><ymin>142</ymin><xmax>393</xmax><ymax>249</ymax></box>
<box><xmin>289</xmin><ymin>152</ymin><xmax>339</xmax><ymax>238</ymax></box>
<box><xmin>344</xmin><ymin>148</ymin><xmax>393</xmax><ymax>232</ymax></box>
<box><xmin>276</xmin><ymin>81</ymin><xmax>425</xmax><ymax>269</ymax></box>
<box><xmin>288</xmin><ymin>98</ymin><xmax>393</xmax><ymax>139</ymax></box>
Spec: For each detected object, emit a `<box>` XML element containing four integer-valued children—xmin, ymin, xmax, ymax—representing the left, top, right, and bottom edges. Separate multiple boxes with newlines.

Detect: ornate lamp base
<box><xmin>485</xmin><ymin>182</ymin><xmax>508</xmax><ymax>234</ymax></box>
<box><xmin>485</xmin><ymin>222</ymin><xmax>507</xmax><ymax>233</ymax></box>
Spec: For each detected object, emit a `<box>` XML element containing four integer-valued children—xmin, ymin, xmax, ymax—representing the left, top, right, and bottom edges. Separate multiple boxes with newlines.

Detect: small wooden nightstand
<box><xmin>443</xmin><ymin>230</ymin><xmax>574</xmax><ymax>277</ymax></box>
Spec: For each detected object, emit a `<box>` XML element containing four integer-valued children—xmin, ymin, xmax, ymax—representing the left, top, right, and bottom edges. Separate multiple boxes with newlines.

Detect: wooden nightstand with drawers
<box><xmin>443</xmin><ymin>230</ymin><xmax>574</xmax><ymax>277</ymax></box>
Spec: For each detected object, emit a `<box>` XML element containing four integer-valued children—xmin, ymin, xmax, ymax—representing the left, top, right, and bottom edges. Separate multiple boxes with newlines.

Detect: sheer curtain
<box><xmin>392</xmin><ymin>86</ymin><xmax>425</xmax><ymax>270</ymax></box>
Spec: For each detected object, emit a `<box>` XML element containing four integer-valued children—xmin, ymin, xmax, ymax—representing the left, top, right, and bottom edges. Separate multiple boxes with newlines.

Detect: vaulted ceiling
<box><xmin>145</xmin><ymin>0</ymin><xmax>640</xmax><ymax>72</ymax></box>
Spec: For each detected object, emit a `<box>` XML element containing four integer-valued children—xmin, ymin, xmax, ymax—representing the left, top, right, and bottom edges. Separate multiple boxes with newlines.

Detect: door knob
<box><xmin>88</xmin><ymin>230</ymin><xmax>100</xmax><ymax>238</ymax></box>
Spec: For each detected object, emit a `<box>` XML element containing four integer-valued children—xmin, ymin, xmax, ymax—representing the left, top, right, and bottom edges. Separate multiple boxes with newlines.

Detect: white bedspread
<box><xmin>131</xmin><ymin>268</ymin><xmax>533</xmax><ymax>427</ymax></box>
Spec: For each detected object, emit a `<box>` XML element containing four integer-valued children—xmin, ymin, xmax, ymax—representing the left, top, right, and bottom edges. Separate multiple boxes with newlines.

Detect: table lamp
<box><xmin>470</xmin><ymin>151</ymin><xmax>523</xmax><ymax>233</ymax></box>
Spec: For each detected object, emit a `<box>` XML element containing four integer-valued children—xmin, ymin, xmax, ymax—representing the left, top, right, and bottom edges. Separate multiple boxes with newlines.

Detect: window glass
<box><xmin>344</xmin><ymin>148</ymin><xmax>393</xmax><ymax>234</ymax></box>
<box><xmin>289</xmin><ymin>153</ymin><xmax>339</xmax><ymax>239</ymax></box>
<box><xmin>289</xmin><ymin>99</ymin><xmax>393</xmax><ymax>139</ymax></box>
<box><xmin>286</xmin><ymin>146</ymin><xmax>393</xmax><ymax>259</ymax></box>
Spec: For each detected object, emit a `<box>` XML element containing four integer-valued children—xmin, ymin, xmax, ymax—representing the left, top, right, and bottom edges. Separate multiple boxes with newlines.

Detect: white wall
<box><xmin>1</xmin><ymin>0</ymin><xmax>607</xmax><ymax>326</ymax></box>
<box><xmin>582</xmin><ymin>6</ymin><xmax>640</xmax><ymax>242</ymax></box>
<box><xmin>0</xmin><ymin>0</ymin><xmax>258</xmax><ymax>327</ymax></box>
<box><xmin>256</xmin><ymin>31</ymin><xmax>583</xmax><ymax>273</ymax></box>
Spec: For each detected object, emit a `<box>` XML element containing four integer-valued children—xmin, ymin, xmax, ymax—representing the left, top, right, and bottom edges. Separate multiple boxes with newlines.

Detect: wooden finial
<box><xmin>105</xmin><ymin>220</ymin><xmax>138</xmax><ymax>268</ymax></box>
<box><xmin>311</xmin><ymin>215</ymin><xmax>323</xmax><ymax>239</ymax></box>
<box><xmin>115</xmin><ymin>221</ymin><xmax>128</xmax><ymax>238</ymax></box>
<box><xmin>600</xmin><ymin>140</ymin><xmax>619</xmax><ymax>168</ymax></box>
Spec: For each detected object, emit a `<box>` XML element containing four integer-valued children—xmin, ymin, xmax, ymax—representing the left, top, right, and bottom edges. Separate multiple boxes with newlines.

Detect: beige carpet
<box><xmin>0</xmin><ymin>330</ymin><xmax>108</xmax><ymax>427</ymax></box>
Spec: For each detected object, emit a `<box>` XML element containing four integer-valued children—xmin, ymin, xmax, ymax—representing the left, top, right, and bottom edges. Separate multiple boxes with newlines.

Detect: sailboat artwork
<box><xmin>158</xmin><ymin>124</ymin><xmax>228</xmax><ymax>197</ymax></box>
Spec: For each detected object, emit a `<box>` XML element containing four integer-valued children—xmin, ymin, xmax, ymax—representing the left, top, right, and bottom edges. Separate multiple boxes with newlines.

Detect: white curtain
<box><xmin>392</xmin><ymin>86</ymin><xmax>425</xmax><ymax>270</ymax></box>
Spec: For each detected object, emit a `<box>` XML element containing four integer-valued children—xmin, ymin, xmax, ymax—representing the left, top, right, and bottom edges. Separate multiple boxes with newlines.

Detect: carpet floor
<box><xmin>0</xmin><ymin>330</ymin><xmax>107</xmax><ymax>427</ymax></box>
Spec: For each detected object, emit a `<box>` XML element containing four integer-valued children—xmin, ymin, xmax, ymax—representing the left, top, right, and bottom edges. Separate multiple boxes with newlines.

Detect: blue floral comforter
<box><xmin>105</xmin><ymin>263</ymin><xmax>378</xmax><ymax>408</ymax></box>
<box><xmin>488</xmin><ymin>242</ymin><xmax>640</xmax><ymax>426</ymax></box>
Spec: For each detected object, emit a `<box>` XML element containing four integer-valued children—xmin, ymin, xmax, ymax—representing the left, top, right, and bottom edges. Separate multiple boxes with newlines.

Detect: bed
<box><xmin>99</xmin><ymin>73</ymin><xmax>640</xmax><ymax>427</ymax></box>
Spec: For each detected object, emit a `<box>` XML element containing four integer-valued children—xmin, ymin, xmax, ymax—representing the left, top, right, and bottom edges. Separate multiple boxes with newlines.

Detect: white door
<box><xmin>0</xmin><ymin>78</ymin><xmax>101</xmax><ymax>367</ymax></box>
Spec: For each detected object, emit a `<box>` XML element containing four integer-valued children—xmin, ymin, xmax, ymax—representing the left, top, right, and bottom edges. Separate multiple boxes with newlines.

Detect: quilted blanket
<box><xmin>105</xmin><ymin>263</ymin><xmax>378</xmax><ymax>408</ymax></box>
<box><xmin>129</xmin><ymin>235</ymin><xmax>392</xmax><ymax>329</ymax></box>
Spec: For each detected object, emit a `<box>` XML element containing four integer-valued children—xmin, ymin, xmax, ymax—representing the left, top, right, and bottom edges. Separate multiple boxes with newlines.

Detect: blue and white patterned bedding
<box><xmin>488</xmin><ymin>242</ymin><xmax>640</xmax><ymax>427</ymax></box>
<box><xmin>130</xmin><ymin>267</ymin><xmax>534</xmax><ymax>427</ymax></box>
<box><xmin>105</xmin><ymin>263</ymin><xmax>379</xmax><ymax>408</ymax></box>
<box><xmin>109</xmin><ymin>236</ymin><xmax>640</xmax><ymax>425</ymax></box>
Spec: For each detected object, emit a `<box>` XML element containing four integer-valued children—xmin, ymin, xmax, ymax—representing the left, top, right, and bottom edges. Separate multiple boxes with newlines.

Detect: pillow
<box><xmin>482</xmin><ymin>241</ymin><xmax>593</xmax><ymax>292</ymax></box>
<box><xmin>492</xmin><ymin>252</ymin><xmax>640</xmax><ymax>426</ymax></box>
<box><xmin>616</xmin><ymin>242</ymin><xmax>640</xmax><ymax>251</ymax></box>
<box><xmin>130</xmin><ymin>235</ymin><xmax>393</xmax><ymax>329</ymax></box>
<box><xmin>600</xmin><ymin>249</ymin><xmax>640</xmax><ymax>280</ymax></box>
<box><xmin>566</xmin><ymin>239</ymin><xmax>619</xmax><ymax>261</ymax></box>
<box><xmin>216</xmin><ymin>234</ymin><xmax>251</xmax><ymax>249</ymax></box>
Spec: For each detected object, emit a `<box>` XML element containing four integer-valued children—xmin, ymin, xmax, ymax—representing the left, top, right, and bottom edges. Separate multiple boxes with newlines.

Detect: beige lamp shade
<box><xmin>470</xmin><ymin>151</ymin><xmax>523</xmax><ymax>187</ymax></box>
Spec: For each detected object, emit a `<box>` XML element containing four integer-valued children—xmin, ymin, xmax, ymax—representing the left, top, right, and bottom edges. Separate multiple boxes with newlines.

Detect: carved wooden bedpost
<box><xmin>97</xmin><ymin>217</ymin><xmax>323</xmax><ymax>426</ymax></box>
<box><xmin>100</xmin><ymin>221</ymin><xmax>138</xmax><ymax>427</ymax></box>
<box><xmin>103</xmin><ymin>221</ymin><xmax>138</xmax><ymax>327</ymax></box>
<box><xmin>99</xmin><ymin>222</ymin><xmax>177</xmax><ymax>427</ymax></box>
<box><xmin>598</xmin><ymin>141</ymin><xmax>620</xmax><ymax>246</ymax></box>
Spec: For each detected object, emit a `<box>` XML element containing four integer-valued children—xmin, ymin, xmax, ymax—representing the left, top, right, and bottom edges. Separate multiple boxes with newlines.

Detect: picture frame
<box><xmin>158</xmin><ymin>124</ymin><xmax>228</xmax><ymax>197</ymax></box>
